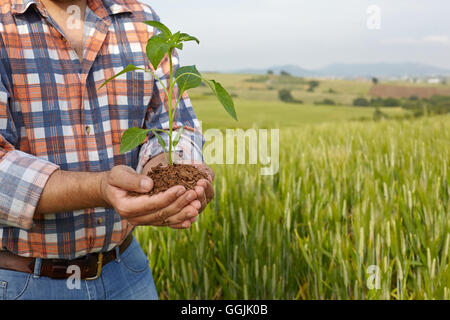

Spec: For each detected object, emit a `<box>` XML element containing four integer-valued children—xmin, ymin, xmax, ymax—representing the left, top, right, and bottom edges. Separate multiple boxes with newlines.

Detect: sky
<box><xmin>141</xmin><ymin>0</ymin><xmax>450</xmax><ymax>71</ymax></box>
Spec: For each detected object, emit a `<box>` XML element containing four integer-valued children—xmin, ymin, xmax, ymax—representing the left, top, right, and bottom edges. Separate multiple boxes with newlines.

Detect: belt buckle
<box><xmin>86</xmin><ymin>253</ymin><xmax>103</xmax><ymax>281</ymax></box>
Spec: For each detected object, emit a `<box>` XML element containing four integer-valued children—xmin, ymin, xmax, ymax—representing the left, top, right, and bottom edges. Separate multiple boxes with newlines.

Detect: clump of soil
<box><xmin>144</xmin><ymin>164</ymin><xmax>208</xmax><ymax>196</ymax></box>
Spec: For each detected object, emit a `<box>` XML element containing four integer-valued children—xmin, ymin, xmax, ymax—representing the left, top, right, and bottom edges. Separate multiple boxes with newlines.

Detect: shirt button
<box><xmin>97</xmin><ymin>218</ymin><xmax>103</xmax><ymax>225</ymax></box>
<box><xmin>86</xmin><ymin>126</ymin><xmax>91</xmax><ymax>135</ymax></box>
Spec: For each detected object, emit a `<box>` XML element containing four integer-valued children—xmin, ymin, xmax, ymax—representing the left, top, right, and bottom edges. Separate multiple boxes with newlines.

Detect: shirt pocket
<box><xmin>126</xmin><ymin>70</ymin><xmax>154</xmax><ymax>129</ymax></box>
<box><xmin>105</xmin><ymin>68</ymin><xmax>154</xmax><ymax>132</ymax></box>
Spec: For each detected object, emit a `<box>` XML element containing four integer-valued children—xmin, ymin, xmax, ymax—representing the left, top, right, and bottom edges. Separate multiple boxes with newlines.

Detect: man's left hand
<box><xmin>142</xmin><ymin>154</ymin><xmax>215</xmax><ymax>228</ymax></box>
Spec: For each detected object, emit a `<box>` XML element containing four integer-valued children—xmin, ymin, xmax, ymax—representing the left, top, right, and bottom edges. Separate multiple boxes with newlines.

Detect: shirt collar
<box><xmin>11</xmin><ymin>0</ymin><xmax>47</xmax><ymax>17</ymax></box>
<box><xmin>101</xmin><ymin>0</ymin><xmax>132</xmax><ymax>15</ymax></box>
<box><xmin>11</xmin><ymin>0</ymin><xmax>132</xmax><ymax>17</ymax></box>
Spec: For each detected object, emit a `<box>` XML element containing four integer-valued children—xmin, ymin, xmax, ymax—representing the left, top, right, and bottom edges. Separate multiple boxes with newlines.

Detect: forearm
<box><xmin>36</xmin><ymin>170</ymin><xmax>109</xmax><ymax>215</ymax></box>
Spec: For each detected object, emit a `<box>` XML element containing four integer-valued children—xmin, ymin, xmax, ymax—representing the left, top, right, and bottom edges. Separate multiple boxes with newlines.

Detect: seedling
<box><xmin>100</xmin><ymin>21</ymin><xmax>237</xmax><ymax>165</ymax></box>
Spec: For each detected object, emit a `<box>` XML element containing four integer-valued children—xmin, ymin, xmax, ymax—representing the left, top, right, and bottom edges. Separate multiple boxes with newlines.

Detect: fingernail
<box><xmin>141</xmin><ymin>178</ymin><xmax>152</xmax><ymax>190</ymax></box>
<box><xmin>183</xmin><ymin>222</ymin><xmax>190</xmax><ymax>228</ymax></box>
<box><xmin>176</xmin><ymin>187</ymin><xmax>186</xmax><ymax>197</ymax></box>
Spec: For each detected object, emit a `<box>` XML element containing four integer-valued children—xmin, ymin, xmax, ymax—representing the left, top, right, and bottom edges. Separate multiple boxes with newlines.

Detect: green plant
<box><xmin>278</xmin><ymin>89</ymin><xmax>302</xmax><ymax>104</ymax></box>
<box><xmin>315</xmin><ymin>98</ymin><xmax>336</xmax><ymax>105</ymax></box>
<box><xmin>307</xmin><ymin>80</ymin><xmax>320</xmax><ymax>92</ymax></box>
<box><xmin>100</xmin><ymin>21</ymin><xmax>237</xmax><ymax>164</ymax></box>
<box><xmin>353</xmin><ymin>97</ymin><xmax>370</xmax><ymax>107</ymax></box>
<box><xmin>373</xmin><ymin>107</ymin><xmax>388</xmax><ymax>121</ymax></box>
<box><xmin>382</xmin><ymin>97</ymin><xmax>401</xmax><ymax>107</ymax></box>
<box><xmin>134</xmin><ymin>117</ymin><xmax>450</xmax><ymax>299</ymax></box>
<box><xmin>328</xmin><ymin>88</ymin><xmax>337</xmax><ymax>94</ymax></box>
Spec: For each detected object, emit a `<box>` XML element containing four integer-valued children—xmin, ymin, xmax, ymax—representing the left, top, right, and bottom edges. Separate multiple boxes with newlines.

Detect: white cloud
<box><xmin>382</xmin><ymin>35</ymin><xmax>450</xmax><ymax>46</ymax></box>
<box><xmin>423</xmin><ymin>35</ymin><xmax>450</xmax><ymax>45</ymax></box>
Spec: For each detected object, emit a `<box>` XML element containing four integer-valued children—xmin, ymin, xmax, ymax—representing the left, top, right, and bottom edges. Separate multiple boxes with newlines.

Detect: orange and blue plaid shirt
<box><xmin>0</xmin><ymin>0</ymin><xmax>203</xmax><ymax>259</ymax></box>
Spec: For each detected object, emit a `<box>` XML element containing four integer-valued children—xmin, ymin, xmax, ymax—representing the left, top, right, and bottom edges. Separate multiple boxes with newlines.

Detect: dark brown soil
<box><xmin>137</xmin><ymin>164</ymin><xmax>208</xmax><ymax>196</ymax></box>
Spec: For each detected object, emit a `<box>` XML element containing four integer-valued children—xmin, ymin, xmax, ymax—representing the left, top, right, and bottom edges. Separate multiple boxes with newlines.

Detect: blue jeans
<box><xmin>0</xmin><ymin>236</ymin><xmax>159</xmax><ymax>300</ymax></box>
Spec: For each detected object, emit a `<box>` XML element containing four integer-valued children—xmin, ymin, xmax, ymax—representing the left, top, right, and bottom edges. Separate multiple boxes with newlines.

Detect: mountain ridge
<box><xmin>227</xmin><ymin>63</ymin><xmax>450</xmax><ymax>78</ymax></box>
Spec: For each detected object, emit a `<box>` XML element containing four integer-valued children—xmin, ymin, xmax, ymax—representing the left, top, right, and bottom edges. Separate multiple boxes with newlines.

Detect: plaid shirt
<box><xmin>0</xmin><ymin>0</ymin><xmax>203</xmax><ymax>259</ymax></box>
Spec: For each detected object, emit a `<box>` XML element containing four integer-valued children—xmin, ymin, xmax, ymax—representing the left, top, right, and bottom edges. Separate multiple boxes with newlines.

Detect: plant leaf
<box><xmin>143</xmin><ymin>20</ymin><xmax>172</xmax><ymax>38</ymax></box>
<box><xmin>203</xmin><ymin>79</ymin><xmax>216</xmax><ymax>94</ymax></box>
<box><xmin>204</xmin><ymin>79</ymin><xmax>237</xmax><ymax>120</ymax></box>
<box><xmin>173</xmin><ymin>43</ymin><xmax>183</xmax><ymax>50</ymax></box>
<box><xmin>99</xmin><ymin>64</ymin><xmax>143</xmax><ymax>90</ymax></box>
<box><xmin>171</xmin><ymin>31</ymin><xmax>181</xmax><ymax>42</ymax></box>
<box><xmin>146</xmin><ymin>35</ymin><xmax>171</xmax><ymax>70</ymax></box>
<box><xmin>153</xmin><ymin>131</ymin><xmax>166</xmax><ymax>151</ymax></box>
<box><xmin>178</xmin><ymin>33</ymin><xmax>200</xmax><ymax>44</ymax></box>
<box><xmin>119</xmin><ymin>127</ymin><xmax>149</xmax><ymax>154</ymax></box>
<box><xmin>172</xmin><ymin>126</ymin><xmax>184</xmax><ymax>147</ymax></box>
<box><xmin>175</xmin><ymin>65</ymin><xmax>202</xmax><ymax>96</ymax></box>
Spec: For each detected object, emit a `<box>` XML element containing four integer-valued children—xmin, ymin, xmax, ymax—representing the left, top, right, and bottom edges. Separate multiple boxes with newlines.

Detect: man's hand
<box><xmin>191</xmin><ymin>163</ymin><xmax>215</xmax><ymax>213</ymax></box>
<box><xmin>100</xmin><ymin>165</ymin><xmax>201</xmax><ymax>229</ymax></box>
<box><xmin>142</xmin><ymin>154</ymin><xmax>215</xmax><ymax>216</ymax></box>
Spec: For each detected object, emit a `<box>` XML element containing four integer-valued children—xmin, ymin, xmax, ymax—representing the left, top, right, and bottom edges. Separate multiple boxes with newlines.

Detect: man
<box><xmin>0</xmin><ymin>0</ymin><xmax>214</xmax><ymax>300</ymax></box>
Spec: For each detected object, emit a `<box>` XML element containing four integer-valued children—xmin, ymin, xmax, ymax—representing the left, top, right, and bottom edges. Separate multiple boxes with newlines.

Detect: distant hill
<box><xmin>229</xmin><ymin>63</ymin><xmax>450</xmax><ymax>78</ymax></box>
<box><xmin>232</xmin><ymin>65</ymin><xmax>319</xmax><ymax>77</ymax></box>
<box><xmin>318</xmin><ymin>63</ymin><xmax>450</xmax><ymax>78</ymax></box>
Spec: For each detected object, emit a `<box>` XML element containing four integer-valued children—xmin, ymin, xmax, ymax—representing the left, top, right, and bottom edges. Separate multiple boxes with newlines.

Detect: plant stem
<box><xmin>168</xmin><ymin>51</ymin><xmax>174</xmax><ymax>165</ymax></box>
<box><xmin>146</xmin><ymin>68</ymin><xmax>170</xmax><ymax>98</ymax></box>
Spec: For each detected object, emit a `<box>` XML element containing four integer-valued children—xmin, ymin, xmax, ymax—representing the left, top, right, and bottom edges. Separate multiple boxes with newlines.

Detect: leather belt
<box><xmin>0</xmin><ymin>233</ymin><xmax>133</xmax><ymax>280</ymax></box>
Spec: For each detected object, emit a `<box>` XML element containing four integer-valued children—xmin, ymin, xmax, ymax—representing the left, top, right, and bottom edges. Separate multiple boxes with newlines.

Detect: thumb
<box><xmin>109</xmin><ymin>165</ymin><xmax>153</xmax><ymax>193</ymax></box>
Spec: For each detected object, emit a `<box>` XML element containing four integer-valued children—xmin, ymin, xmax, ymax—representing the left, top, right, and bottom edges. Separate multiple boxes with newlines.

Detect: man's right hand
<box><xmin>100</xmin><ymin>165</ymin><xmax>201</xmax><ymax>229</ymax></box>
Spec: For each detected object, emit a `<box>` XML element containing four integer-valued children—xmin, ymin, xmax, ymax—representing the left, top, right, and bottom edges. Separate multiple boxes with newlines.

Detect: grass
<box><xmin>193</xmin><ymin>97</ymin><xmax>406</xmax><ymax>130</ymax></box>
<box><xmin>134</xmin><ymin>113</ymin><xmax>450</xmax><ymax>299</ymax></box>
<box><xmin>188</xmin><ymin>74</ymin><xmax>409</xmax><ymax>130</ymax></box>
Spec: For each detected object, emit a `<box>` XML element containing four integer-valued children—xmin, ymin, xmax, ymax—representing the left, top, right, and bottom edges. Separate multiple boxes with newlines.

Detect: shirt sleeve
<box><xmin>0</xmin><ymin>78</ymin><xmax>59</xmax><ymax>230</ymax></box>
<box><xmin>136</xmin><ymin>50</ymin><xmax>204</xmax><ymax>174</ymax></box>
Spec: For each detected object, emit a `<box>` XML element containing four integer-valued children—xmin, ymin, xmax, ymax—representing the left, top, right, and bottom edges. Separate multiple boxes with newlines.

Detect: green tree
<box><xmin>353</xmin><ymin>97</ymin><xmax>370</xmax><ymax>107</ymax></box>
<box><xmin>307</xmin><ymin>80</ymin><xmax>320</xmax><ymax>92</ymax></box>
<box><xmin>279</xmin><ymin>89</ymin><xmax>302</xmax><ymax>104</ymax></box>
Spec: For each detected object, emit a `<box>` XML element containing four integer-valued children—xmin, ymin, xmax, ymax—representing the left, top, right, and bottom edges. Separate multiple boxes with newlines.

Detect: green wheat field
<box><xmin>134</xmin><ymin>74</ymin><xmax>450</xmax><ymax>300</ymax></box>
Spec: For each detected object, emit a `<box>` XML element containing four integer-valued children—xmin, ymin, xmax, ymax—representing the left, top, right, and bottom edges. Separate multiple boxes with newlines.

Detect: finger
<box><xmin>114</xmin><ymin>185</ymin><xmax>186</xmax><ymax>219</ymax></box>
<box><xmin>139</xmin><ymin>189</ymin><xmax>197</xmax><ymax>223</ymax></box>
<box><xmin>163</xmin><ymin>204</ymin><xmax>198</xmax><ymax>225</ymax></box>
<box><xmin>190</xmin><ymin>200</ymin><xmax>201</xmax><ymax>210</ymax></box>
<box><xmin>194</xmin><ymin>185</ymin><xmax>207</xmax><ymax>212</ymax></box>
<box><xmin>163</xmin><ymin>189</ymin><xmax>198</xmax><ymax>216</ymax></box>
<box><xmin>169</xmin><ymin>221</ymin><xmax>192</xmax><ymax>229</ymax></box>
<box><xmin>170</xmin><ymin>215</ymin><xmax>197</xmax><ymax>229</ymax></box>
<box><xmin>132</xmin><ymin>204</ymin><xmax>198</xmax><ymax>226</ymax></box>
<box><xmin>197</xmin><ymin>179</ymin><xmax>214</xmax><ymax>203</ymax></box>
<box><xmin>109</xmin><ymin>165</ymin><xmax>153</xmax><ymax>193</ymax></box>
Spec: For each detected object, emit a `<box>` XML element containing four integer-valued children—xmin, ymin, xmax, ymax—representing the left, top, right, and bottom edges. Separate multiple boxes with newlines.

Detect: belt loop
<box><xmin>115</xmin><ymin>246</ymin><xmax>121</xmax><ymax>263</ymax></box>
<box><xmin>33</xmin><ymin>258</ymin><xmax>42</xmax><ymax>279</ymax></box>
